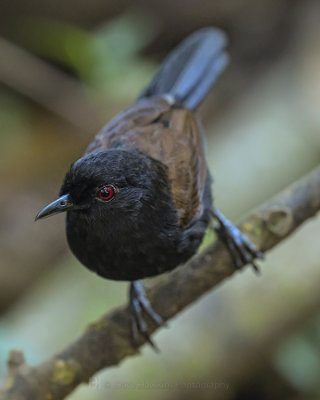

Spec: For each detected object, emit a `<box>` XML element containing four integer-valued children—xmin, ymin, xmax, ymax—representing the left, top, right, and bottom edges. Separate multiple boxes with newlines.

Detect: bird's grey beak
<box><xmin>35</xmin><ymin>194</ymin><xmax>73</xmax><ymax>221</ymax></box>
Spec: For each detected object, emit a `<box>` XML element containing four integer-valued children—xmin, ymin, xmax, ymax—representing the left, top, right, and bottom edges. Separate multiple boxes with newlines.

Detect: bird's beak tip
<box><xmin>35</xmin><ymin>194</ymin><xmax>72</xmax><ymax>221</ymax></box>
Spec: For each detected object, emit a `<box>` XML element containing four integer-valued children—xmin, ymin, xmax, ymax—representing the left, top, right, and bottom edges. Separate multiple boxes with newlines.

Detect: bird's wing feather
<box><xmin>86</xmin><ymin>97</ymin><xmax>171</xmax><ymax>153</ymax></box>
<box><xmin>86</xmin><ymin>97</ymin><xmax>207</xmax><ymax>228</ymax></box>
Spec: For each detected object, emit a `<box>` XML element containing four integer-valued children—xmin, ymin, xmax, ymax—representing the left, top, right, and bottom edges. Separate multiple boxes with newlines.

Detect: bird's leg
<box><xmin>210</xmin><ymin>207</ymin><xmax>263</xmax><ymax>272</ymax></box>
<box><xmin>129</xmin><ymin>280</ymin><xmax>164</xmax><ymax>350</ymax></box>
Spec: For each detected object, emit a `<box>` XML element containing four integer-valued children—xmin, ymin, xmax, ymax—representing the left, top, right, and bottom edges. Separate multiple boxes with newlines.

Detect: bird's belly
<box><xmin>66</xmin><ymin>224</ymin><xmax>201</xmax><ymax>282</ymax></box>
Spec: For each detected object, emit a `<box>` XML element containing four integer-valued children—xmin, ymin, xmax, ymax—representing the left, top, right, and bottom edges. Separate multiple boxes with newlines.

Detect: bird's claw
<box><xmin>129</xmin><ymin>281</ymin><xmax>165</xmax><ymax>351</ymax></box>
<box><xmin>211</xmin><ymin>207</ymin><xmax>263</xmax><ymax>272</ymax></box>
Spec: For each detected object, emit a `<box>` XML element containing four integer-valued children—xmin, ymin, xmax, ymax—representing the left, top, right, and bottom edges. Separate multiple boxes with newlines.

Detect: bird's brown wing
<box><xmin>86</xmin><ymin>97</ymin><xmax>208</xmax><ymax>228</ymax></box>
<box><xmin>86</xmin><ymin>97</ymin><xmax>171</xmax><ymax>154</ymax></box>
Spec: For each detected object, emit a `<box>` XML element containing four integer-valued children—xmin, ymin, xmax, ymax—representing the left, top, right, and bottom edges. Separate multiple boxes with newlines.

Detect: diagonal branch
<box><xmin>1</xmin><ymin>165</ymin><xmax>320</xmax><ymax>400</ymax></box>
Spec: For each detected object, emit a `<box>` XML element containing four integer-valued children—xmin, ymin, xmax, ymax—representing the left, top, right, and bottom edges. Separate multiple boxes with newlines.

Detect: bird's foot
<box><xmin>129</xmin><ymin>280</ymin><xmax>164</xmax><ymax>351</ymax></box>
<box><xmin>211</xmin><ymin>207</ymin><xmax>263</xmax><ymax>273</ymax></box>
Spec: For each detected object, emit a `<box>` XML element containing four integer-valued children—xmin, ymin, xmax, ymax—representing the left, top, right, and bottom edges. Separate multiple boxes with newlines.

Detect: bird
<box><xmin>36</xmin><ymin>28</ymin><xmax>262</xmax><ymax>349</ymax></box>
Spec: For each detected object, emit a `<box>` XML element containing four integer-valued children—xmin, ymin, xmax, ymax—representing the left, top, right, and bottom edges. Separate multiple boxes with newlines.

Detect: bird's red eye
<box><xmin>97</xmin><ymin>185</ymin><xmax>115</xmax><ymax>201</ymax></box>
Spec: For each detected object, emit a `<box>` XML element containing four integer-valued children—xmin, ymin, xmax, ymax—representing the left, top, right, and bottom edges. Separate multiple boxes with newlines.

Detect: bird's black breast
<box><xmin>65</xmin><ymin>176</ymin><xmax>212</xmax><ymax>282</ymax></box>
<box><xmin>65</xmin><ymin>212</ymin><xmax>194</xmax><ymax>281</ymax></box>
<box><xmin>63</xmin><ymin>148</ymin><xmax>213</xmax><ymax>281</ymax></box>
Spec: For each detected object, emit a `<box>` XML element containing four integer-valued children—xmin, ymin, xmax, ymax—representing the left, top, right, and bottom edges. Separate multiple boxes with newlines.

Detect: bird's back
<box><xmin>86</xmin><ymin>96</ymin><xmax>208</xmax><ymax>229</ymax></box>
<box><xmin>85</xmin><ymin>28</ymin><xmax>228</xmax><ymax>228</ymax></box>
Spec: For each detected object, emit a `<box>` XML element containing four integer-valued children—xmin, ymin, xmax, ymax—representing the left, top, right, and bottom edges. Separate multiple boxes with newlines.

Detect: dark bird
<box><xmin>36</xmin><ymin>28</ymin><xmax>262</xmax><ymax>348</ymax></box>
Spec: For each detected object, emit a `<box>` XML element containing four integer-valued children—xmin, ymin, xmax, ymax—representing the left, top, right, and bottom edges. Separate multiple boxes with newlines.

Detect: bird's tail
<box><xmin>139</xmin><ymin>28</ymin><xmax>229</xmax><ymax>110</ymax></box>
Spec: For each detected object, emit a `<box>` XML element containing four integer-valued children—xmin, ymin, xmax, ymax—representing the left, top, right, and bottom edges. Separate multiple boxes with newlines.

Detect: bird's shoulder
<box><xmin>86</xmin><ymin>97</ymin><xmax>170</xmax><ymax>154</ymax></box>
<box><xmin>86</xmin><ymin>96</ymin><xmax>208</xmax><ymax>228</ymax></box>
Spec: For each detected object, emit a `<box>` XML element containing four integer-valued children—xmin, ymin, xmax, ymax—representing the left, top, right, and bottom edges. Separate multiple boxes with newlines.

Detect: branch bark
<box><xmin>1</xmin><ymin>165</ymin><xmax>320</xmax><ymax>400</ymax></box>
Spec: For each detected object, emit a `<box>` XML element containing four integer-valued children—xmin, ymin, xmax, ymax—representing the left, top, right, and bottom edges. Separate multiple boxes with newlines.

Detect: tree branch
<box><xmin>1</xmin><ymin>165</ymin><xmax>320</xmax><ymax>400</ymax></box>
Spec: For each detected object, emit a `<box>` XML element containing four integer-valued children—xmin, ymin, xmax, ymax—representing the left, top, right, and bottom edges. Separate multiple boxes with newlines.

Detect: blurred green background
<box><xmin>0</xmin><ymin>0</ymin><xmax>320</xmax><ymax>399</ymax></box>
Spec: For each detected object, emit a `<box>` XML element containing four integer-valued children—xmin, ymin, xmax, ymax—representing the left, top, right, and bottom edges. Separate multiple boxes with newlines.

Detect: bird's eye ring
<box><xmin>97</xmin><ymin>185</ymin><xmax>116</xmax><ymax>201</ymax></box>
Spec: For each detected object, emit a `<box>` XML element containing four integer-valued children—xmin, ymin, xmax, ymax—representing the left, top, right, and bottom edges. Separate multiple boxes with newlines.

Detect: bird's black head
<box><xmin>35</xmin><ymin>150</ymin><xmax>175</xmax><ymax>222</ymax></box>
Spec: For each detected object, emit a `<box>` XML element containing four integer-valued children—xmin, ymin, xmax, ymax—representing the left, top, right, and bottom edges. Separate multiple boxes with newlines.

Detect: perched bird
<box><xmin>36</xmin><ymin>28</ymin><xmax>262</xmax><ymax>348</ymax></box>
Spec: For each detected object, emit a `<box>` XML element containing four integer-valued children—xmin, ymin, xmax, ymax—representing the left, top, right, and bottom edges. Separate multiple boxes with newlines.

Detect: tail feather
<box><xmin>139</xmin><ymin>28</ymin><xmax>229</xmax><ymax>110</ymax></box>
